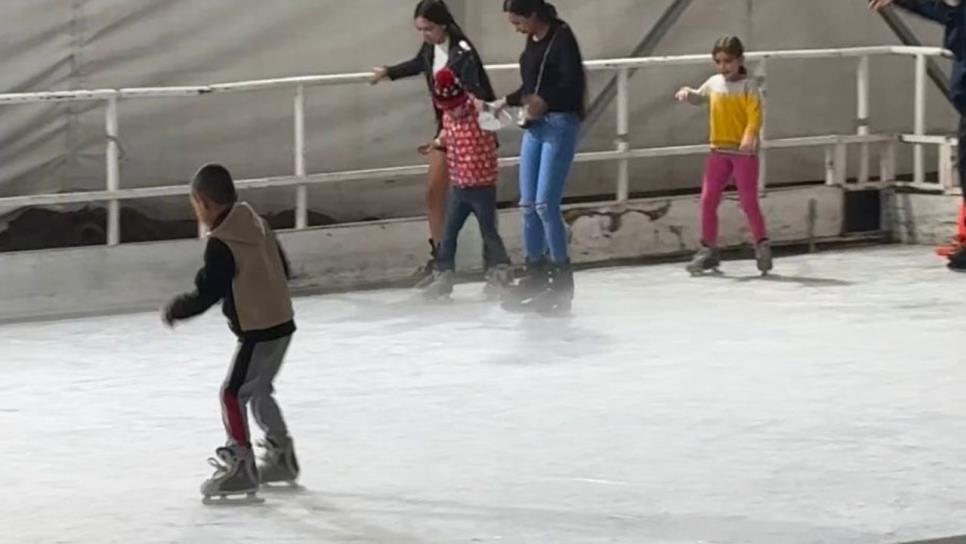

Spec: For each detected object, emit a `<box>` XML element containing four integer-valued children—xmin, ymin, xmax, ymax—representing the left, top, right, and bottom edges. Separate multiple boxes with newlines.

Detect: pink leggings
<box><xmin>700</xmin><ymin>151</ymin><xmax>768</xmax><ymax>246</ymax></box>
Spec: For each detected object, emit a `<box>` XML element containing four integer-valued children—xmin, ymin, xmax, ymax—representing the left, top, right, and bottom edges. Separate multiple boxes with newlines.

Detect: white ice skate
<box><xmin>258</xmin><ymin>437</ymin><xmax>301</xmax><ymax>489</ymax></box>
<box><xmin>686</xmin><ymin>246</ymin><xmax>721</xmax><ymax>276</ymax></box>
<box><xmin>201</xmin><ymin>446</ymin><xmax>264</xmax><ymax>505</ymax></box>
<box><xmin>422</xmin><ymin>270</ymin><xmax>455</xmax><ymax>301</ymax></box>
<box><xmin>482</xmin><ymin>265</ymin><xmax>513</xmax><ymax>300</ymax></box>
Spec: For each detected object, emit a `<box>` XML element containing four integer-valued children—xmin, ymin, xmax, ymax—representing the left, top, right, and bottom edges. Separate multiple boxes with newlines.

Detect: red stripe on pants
<box><xmin>221</xmin><ymin>390</ymin><xmax>249</xmax><ymax>446</ymax></box>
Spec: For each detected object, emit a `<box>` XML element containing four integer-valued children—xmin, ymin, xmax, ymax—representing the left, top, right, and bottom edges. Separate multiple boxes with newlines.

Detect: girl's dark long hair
<box><xmin>713</xmin><ymin>36</ymin><xmax>748</xmax><ymax>76</ymax></box>
<box><xmin>414</xmin><ymin>0</ymin><xmax>472</xmax><ymax>47</ymax></box>
<box><xmin>502</xmin><ymin>0</ymin><xmax>559</xmax><ymax>21</ymax></box>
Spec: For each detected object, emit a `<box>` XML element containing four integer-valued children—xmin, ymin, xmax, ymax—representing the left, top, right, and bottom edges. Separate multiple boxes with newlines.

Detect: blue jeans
<box><xmin>518</xmin><ymin>112</ymin><xmax>581</xmax><ymax>264</ymax></box>
<box><xmin>435</xmin><ymin>185</ymin><xmax>511</xmax><ymax>272</ymax></box>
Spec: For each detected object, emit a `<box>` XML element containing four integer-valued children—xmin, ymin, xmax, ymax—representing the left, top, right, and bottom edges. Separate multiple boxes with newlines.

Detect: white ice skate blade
<box><xmin>415</xmin><ymin>292</ymin><xmax>452</xmax><ymax>304</ymax></box>
<box><xmin>536</xmin><ymin>306</ymin><xmax>574</xmax><ymax>319</ymax></box>
<box><xmin>202</xmin><ymin>492</ymin><xmax>265</xmax><ymax>506</ymax></box>
<box><xmin>259</xmin><ymin>482</ymin><xmax>306</xmax><ymax>494</ymax></box>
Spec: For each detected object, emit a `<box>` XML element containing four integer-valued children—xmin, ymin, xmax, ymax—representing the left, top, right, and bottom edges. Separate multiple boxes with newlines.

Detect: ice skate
<box><xmin>412</xmin><ymin>240</ymin><xmax>439</xmax><ymax>289</ymax></box>
<box><xmin>501</xmin><ymin>261</ymin><xmax>549</xmax><ymax>312</ymax></box>
<box><xmin>422</xmin><ymin>270</ymin><xmax>455</xmax><ymax>300</ymax></box>
<box><xmin>482</xmin><ymin>265</ymin><xmax>513</xmax><ymax>300</ymax></box>
<box><xmin>755</xmin><ymin>239</ymin><xmax>773</xmax><ymax>275</ymax></box>
<box><xmin>201</xmin><ymin>445</ymin><xmax>263</xmax><ymax>505</ymax></box>
<box><xmin>686</xmin><ymin>245</ymin><xmax>721</xmax><ymax>276</ymax></box>
<box><xmin>257</xmin><ymin>437</ymin><xmax>300</xmax><ymax>487</ymax></box>
<box><xmin>530</xmin><ymin>263</ymin><xmax>574</xmax><ymax>316</ymax></box>
<box><xmin>947</xmin><ymin>242</ymin><xmax>966</xmax><ymax>271</ymax></box>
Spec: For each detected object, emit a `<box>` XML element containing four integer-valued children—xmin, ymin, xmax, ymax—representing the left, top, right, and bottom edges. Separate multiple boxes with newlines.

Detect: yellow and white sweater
<box><xmin>691</xmin><ymin>74</ymin><xmax>762</xmax><ymax>152</ymax></box>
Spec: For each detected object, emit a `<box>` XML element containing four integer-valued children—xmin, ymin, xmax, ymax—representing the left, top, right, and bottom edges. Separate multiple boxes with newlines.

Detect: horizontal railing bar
<box><xmin>0</xmin><ymin>132</ymin><xmax>924</xmax><ymax>208</ymax></box>
<box><xmin>0</xmin><ymin>46</ymin><xmax>950</xmax><ymax>105</ymax></box>
<box><xmin>901</xmin><ymin>133</ymin><xmax>959</xmax><ymax>145</ymax></box>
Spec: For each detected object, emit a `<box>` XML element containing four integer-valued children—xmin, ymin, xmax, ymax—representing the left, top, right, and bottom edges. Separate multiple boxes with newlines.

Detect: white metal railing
<box><xmin>0</xmin><ymin>45</ymin><xmax>955</xmax><ymax>245</ymax></box>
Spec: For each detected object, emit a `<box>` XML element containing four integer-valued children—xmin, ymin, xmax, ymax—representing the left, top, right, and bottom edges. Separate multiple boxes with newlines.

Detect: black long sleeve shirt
<box><xmin>386</xmin><ymin>38</ymin><xmax>497</xmax><ymax>135</ymax></box>
<box><xmin>506</xmin><ymin>20</ymin><xmax>585</xmax><ymax>115</ymax></box>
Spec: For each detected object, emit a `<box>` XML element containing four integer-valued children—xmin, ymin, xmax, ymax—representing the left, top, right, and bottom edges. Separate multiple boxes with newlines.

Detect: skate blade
<box><xmin>483</xmin><ymin>288</ymin><xmax>506</xmax><ymax>302</ymax></box>
<box><xmin>688</xmin><ymin>267</ymin><xmax>721</xmax><ymax>277</ymax></box>
<box><xmin>413</xmin><ymin>277</ymin><xmax>435</xmax><ymax>290</ymax></box>
<box><xmin>536</xmin><ymin>305</ymin><xmax>573</xmax><ymax>318</ymax></box>
<box><xmin>259</xmin><ymin>481</ymin><xmax>306</xmax><ymax>494</ymax></box>
<box><xmin>202</xmin><ymin>491</ymin><xmax>264</xmax><ymax>506</ymax></box>
<box><xmin>500</xmin><ymin>299</ymin><xmax>538</xmax><ymax>314</ymax></box>
<box><xmin>408</xmin><ymin>291</ymin><xmax>449</xmax><ymax>305</ymax></box>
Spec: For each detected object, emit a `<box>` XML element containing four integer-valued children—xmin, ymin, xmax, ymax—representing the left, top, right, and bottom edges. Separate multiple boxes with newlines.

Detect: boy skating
<box><xmin>163</xmin><ymin>164</ymin><xmax>300</xmax><ymax>503</ymax></box>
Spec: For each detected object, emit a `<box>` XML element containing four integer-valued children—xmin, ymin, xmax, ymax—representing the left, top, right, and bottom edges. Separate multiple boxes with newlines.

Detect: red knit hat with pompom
<box><xmin>433</xmin><ymin>67</ymin><xmax>469</xmax><ymax>111</ymax></box>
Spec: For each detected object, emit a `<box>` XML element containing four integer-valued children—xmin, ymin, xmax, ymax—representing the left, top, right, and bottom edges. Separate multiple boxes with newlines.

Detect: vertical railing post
<box><xmin>939</xmin><ymin>141</ymin><xmax>955</xmax><ymax>191</ymax></box>
<box><xmin>879</xmin><ymin>139</ymin><xmax>897</xmax><ymax>183</ymax></box>
<box><xmin>857</xmin><ymin>55</ymin><xmax>870</xmax><ymax>184</ymax></box>
<box><xmin>105</xmin><ymin>95</ymin><xmax>121</xmax><ymax>246</ymax></box>
<box><xmin>914</xmin><ymin>54</ymin><xmax>927</xmax><ymax>184</ymax></box>
<box><xmin>294</xmin><ymin>84</ymin><xmax>308</xmax><ymax>230</ymax></box>
<box><xmin>616</xmin><ymin>68</ymin><xmax>630</xmax><ymax>202</ymax></box>
<box><xmin>756</xmin><ymin>59</ymin><xmax>768</xmax><ymax>192</ymax></box>
<box><xmin>834</xmin><ymin>141</ymin><xmax>848</xmax><ymax>186</ymax></box>
<box><xmin>824</xmin><ymin>147</ymin><xmax>835</xmax><ymax>186</ymax></box>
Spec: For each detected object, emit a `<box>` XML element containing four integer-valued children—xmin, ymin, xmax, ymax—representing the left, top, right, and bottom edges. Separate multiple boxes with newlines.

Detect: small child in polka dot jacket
<box><xmin>421</xmin><ymin>68</ymin><xmax>513</xmax><ymax>300</ymax></box>
<box><xmin>433</xmin><ymin>68</ymin><xmax>499</xmax><ymax>188</ymax></box>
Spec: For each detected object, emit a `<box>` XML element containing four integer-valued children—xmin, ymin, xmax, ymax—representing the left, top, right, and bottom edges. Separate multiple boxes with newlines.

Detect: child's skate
<box><xmin>755</xmin><ymin>240</ymin><xmax>773</xmax><ymax>276</ymax></box>
<box><xmin>422</xmin><ymin>270</ymin><xmax>455</xmax><ymax>300</ymax></box>
<box><xmin>201</xmin><ymin>445</ymin><xmax>263</xmax><ymax>505</ymax></box>
<box><xmin>686</xmin><ymin>246</ymin><xmax>721</xmax><ymax>276</ymax></box>
<box><xmin>258</xmin><ymin>437</ymin><xmax>300</xmax><ymax>487</ymax></box>
<box><xmin>482</xmin><ymin>265</ymin><xmax>513</xmax><ymax>300</ymax></box>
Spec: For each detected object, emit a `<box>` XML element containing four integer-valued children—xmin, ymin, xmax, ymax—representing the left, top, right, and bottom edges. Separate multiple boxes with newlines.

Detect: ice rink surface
<box><xmin>3</xmin><ymin>246</ymin><xmax>966</xmax><ymax>544</ymax></box>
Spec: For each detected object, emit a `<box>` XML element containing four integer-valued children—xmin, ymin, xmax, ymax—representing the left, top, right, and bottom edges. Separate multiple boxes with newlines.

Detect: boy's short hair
<box><xmin>191</xmin><ymin>164</ymin><xmax>238</xmax><ymax>205</ymax></box>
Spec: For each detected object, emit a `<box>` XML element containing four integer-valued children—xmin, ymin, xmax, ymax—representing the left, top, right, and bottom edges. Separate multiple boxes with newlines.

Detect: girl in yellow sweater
<box><xmin>675</xmin><ymin>36</ymin><xmax>772</xmax><ymax>276</ymax></box>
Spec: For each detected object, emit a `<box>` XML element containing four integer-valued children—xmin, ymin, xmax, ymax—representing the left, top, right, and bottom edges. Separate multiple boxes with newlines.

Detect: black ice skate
<box><xmin>948</xmin><ymin>244</ymin><xmax>966</xmax><ymax>271</ymax></box>
<box><xmin>527</xmin><ymin>262</ymin><xmax>574</xmax><ymax>316</ymax></box>
<box><xmin>500</xmin><ymin>261</ymin><xmax>549</xmax><ymax>312</ymax></box>
<box><xmin>755</xmin><ymin>240</ymin><xmax>773</xmax><ymax>275</ymax></box>
<box><xmin>413</xmin><ymin>240</ymin><xmax>439</xmax><ymax>289</ymax></box>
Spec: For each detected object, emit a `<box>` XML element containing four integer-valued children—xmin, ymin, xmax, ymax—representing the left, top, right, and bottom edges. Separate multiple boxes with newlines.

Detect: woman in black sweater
<box><xmin>498</xmin><ymin>0</ymin><xmax>587</xmax><ymax>314</ymax></box>
<box><xmin>371</xmin><ymin>0</ymin><xmax>497</xmax><ymax>286</ymax></box>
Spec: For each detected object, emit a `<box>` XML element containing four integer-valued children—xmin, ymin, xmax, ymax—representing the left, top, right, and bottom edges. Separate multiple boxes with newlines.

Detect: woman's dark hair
<box><xmin>502</xmin><ymin>0</ymin><xmax>559</xmax><ymax>21</ymax></box>
<box><xmin>712</xmin><ymin>36</ymin><xmax>748</xmax><ymax>75</ymax></box>
<box><xmin>503</xmin><ymin>0</ymin><xmax>587</xmax><ymax>119</ymax></box>
<box><xmin>414</xmin><ymin>0</ymin><xmax>470</xmax><ymax>43</ymax></box>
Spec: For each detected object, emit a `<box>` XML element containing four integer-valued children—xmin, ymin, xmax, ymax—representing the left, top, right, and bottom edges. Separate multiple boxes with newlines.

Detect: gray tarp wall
<box><xmin>0</xmin><ymin>0</ymin><xmax>956</xmax><ymax>223</ymax></box>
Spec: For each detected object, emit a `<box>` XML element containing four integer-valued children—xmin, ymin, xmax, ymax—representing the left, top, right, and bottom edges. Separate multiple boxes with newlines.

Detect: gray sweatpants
<box><xmin>220</xmin><ymin>335</ymin><xmax>292</xmax><ymax>447</ymax></box>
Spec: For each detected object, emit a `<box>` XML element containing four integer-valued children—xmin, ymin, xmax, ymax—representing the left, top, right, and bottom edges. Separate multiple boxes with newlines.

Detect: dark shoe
<box><xmin>501</xmin><ymin>260</ymin><xmax>549</xmax><ymax>311</ymax></box>
<box><xmin>532</xmin><ymin>262</ymin><xmax>574</xmax><ymax>316</ymax></box>
<box><xmin>948</xmin><ymin>245</ymin><xmax>966</xmax><ymax>271</ymax></box>
<box><xmin>413</xmin><ymin>240</ymin><xmax>439</xmax><ymax>289</ymax></box>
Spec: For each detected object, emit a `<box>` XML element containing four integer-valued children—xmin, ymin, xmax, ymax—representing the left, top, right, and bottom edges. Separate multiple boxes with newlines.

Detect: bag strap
<box><xmin>534</xmin><ymin>25</ymin><xmax>561</xmax><ymax>95</ymax></box>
